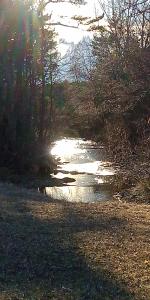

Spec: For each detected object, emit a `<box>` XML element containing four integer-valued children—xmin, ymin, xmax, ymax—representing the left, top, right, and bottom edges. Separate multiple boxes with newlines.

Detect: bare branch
<box><xmin>43</xmin><ymin>0</ymin><xmax>86</xmax><ymax>9</ymax></box>
<box><xmin>46</xmin><ymin>21</ymin><xmax>79</xmax><ymax>28</ymax></box>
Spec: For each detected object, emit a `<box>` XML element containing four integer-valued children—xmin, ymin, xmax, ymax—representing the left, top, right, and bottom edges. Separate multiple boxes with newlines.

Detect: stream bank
<box><xmin>111</xmin><ymin>157</ymin><xmax>150</xmax><ymax>204</ymax></box>
<box><xmin>0</xmin><ymin>183</ymin><xmax>149</xmax><ymax>300</ymax></box>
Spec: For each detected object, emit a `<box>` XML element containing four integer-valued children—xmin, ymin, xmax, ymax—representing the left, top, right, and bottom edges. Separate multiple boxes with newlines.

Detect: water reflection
<box><xmin>46</xmin><ymin>138</ymin><xmax>115</xmax><ymax>203</ymax></box>
<box><xmin>46</xmin><ymin>186</ymin><xmax>111</xmax><ymax>203</ymax></box>
<box><xmin>58</xmin><ymin>161</ymin><xmax>114</xmax><ymax>176</ymax></box>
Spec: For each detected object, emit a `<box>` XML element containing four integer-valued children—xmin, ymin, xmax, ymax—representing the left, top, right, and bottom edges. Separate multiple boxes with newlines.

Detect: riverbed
<box><xmin>45</xmin><ymin>138</ymin><xmax>115</xmax><ymax>202</ymax></box>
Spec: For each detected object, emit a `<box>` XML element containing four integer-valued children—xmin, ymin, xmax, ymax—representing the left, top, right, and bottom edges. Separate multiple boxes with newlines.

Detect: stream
<box><xmin>46</xmin><ymin>138</ymin><xmax>115</xmax><ymax>203</ymax></box>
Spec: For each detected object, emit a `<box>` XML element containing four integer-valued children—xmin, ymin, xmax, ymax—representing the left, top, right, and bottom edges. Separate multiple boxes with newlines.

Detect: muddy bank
<box><xmin>0</xmin><ymin>167</ymin><xmax>76</xmax><ymax>189</ymax></box>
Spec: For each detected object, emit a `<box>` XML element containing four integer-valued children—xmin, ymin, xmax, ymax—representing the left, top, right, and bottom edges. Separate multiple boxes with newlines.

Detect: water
<box><xmin>45</xmin><ymin>138</ymin><xmax>115</xmax><ymax>203</ymax></box>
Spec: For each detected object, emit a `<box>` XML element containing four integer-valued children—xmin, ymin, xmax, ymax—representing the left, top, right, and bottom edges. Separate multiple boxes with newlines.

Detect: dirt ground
<box><xmin>0</xmin><ymin>183</ymin><xmax>150</xmax><ymax>300</ymax></box>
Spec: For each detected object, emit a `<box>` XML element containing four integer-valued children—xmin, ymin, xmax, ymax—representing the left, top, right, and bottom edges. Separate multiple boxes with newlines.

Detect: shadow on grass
<box><xmin>0</xmin><ymin>196</ymin><xmax>135</xmax><ymax>300</ymax></box>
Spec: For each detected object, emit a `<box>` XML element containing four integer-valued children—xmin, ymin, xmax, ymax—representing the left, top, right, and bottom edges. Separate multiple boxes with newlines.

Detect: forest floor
<box><xmin>0</xmin><ymin>182</ymin><xmax>150</xmax><ymax>300</ymax></box>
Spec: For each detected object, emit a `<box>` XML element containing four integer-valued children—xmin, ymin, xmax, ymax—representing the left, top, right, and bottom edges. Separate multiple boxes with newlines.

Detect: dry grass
<box><xmin>0</xmin><ymin>184</ymin><xmax>150</xmax><ymax>299</ymax></box>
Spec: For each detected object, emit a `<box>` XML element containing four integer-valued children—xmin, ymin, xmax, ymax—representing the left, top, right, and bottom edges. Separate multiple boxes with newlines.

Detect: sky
<box><xmin>47</xmin><ymin>0</ymin><xmax>102</xmax><ymax>55</ymax></box>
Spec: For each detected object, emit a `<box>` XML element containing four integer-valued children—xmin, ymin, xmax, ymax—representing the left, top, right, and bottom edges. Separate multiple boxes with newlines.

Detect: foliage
<box><xmin>64</xmin><ymin>0</ymin><xmax>150</xmax><ymax>157</ymax></box>
<box><xmin>0</xmin><ymin>0</ymin><xmax>84</xmax><ymax>173</ymax></box>
<box><xmin>91</xmin><ymin>0</ymin><xmax>150</xmax><ymax>157</ymax></box>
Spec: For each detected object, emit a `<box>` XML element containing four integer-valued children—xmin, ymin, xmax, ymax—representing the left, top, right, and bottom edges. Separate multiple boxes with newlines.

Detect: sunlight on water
<box><xmin>96</xmin><ymin>177</ymin><xmax>106</xmax><ymax>184</ymax></box>
<box><xmin>47</xmin><ymin>138</ymin><xmax>115</xmax><ymax>203</ymax></box>
<box><xmin>51</xmin><ymin>138</ymin><xmax>115</xmax><ymax>175</ymax></box>
<box><xmin>58</xmin><ymin>161</ymin><xmax>114</xmax><ymax>176</ymax></box>
<box><xmin>51</xmin><ymin>139</ymin><xmax>85</xmax><ymax>159</ymax></box>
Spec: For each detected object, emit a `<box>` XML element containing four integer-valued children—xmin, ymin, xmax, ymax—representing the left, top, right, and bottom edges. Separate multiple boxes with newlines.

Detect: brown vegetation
<box><xmin>0</xmin><ymin>184</ymin><xmax>149</xmax><ymax>299</ymax></box>
<box><xmin>61</xmin><ymin>0</ymin><xmax>150</xmax><ymax>201</ymax></box>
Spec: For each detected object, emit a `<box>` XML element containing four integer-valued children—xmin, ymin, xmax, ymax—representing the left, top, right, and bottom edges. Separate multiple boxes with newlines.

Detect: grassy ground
<box><xmin>0</xmin><ymin>183</ymin><xmax>150</xmax><ymax>300</ymax></box>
